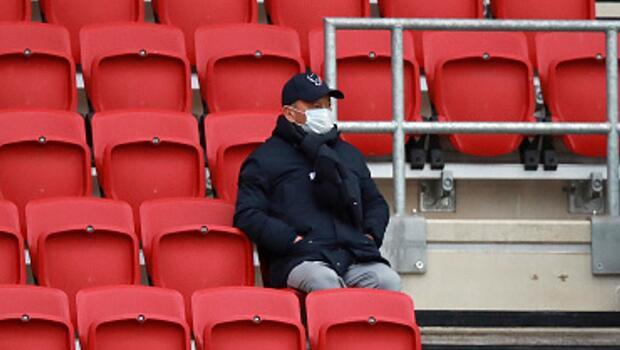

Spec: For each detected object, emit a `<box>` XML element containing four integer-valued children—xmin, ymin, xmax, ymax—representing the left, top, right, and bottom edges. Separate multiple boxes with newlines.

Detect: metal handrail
<box><xmin>324</xmin><ymin>18</ymin><xmax>620</xmax><ymax>217</ymax></box>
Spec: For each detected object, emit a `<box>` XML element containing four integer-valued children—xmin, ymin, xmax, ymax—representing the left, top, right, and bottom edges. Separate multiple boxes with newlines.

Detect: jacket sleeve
<box><xmin>234</xmin><ymin>157</ymin><xmax>297</xmax><ymax>255</ymax></box>
<box><xmin>359</xmin><ymin>161</ymin><xmax>390</xmax><ymax>248</ymax></box>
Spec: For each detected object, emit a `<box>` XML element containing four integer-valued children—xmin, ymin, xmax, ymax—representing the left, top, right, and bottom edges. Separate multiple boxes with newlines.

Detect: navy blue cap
<box><xmin>281</xmin><ymin>72</ymin><xmax>344</xmax><ymax>106</ymax></box>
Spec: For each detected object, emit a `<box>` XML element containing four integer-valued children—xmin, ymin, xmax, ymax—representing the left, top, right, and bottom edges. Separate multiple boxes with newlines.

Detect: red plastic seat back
<box><xmin>204</xmin><ymin>112</ymin><xmax>278</xmax><ymax>203</ymax></box>
<box><xmin>192</xmin><ymin>287</ymin><xmax>305</xmax><ymax>350</ymax></box>
<box><xmin>80</xmin><ymin>23</ymin><xmax>191</xmax><ymax>113</ymax></box>
<box><xmin>537</xmin><ymin>32</ymin><xmax>618</xmax><ymax>157</ymax></box>
<box><xmin>266</xmin><ymin>0</ymin><xmax>370</xmax><ymax>63</ymax></box>
<box><xmin>195</xmin><ymin>24</ymin><xmax>305</xmax><ymax>113</ymax></box>
<box><xmin>0</xmin><ymin>111</ymin><xmax>92</xmax><ymax>239</ymax></box>
<box><xmin>310</xmin><ymin>30</ymin><xmax>421</xmax><ymax>156</ymax></box>
<box><xmin>424</xmin><ymin>31</ymin><xmax>535</xmax><ymax>156</ymax></box>
<box><xmin>140</xmin><ymin>198</ymin><xmax>254</xmax><ymax>321</ymax></box>
<box><xmin>306</xmin><ymin>289</ymin><xmax>421</xmax><ymax>350</ymax></box>
<box><xmin>26</xmin><ymin>197</ymin><xmax>140</xmax><ymax>323</ymax></box>
<box><xmin>153</xmin><ymin>0</ymin><xmax>257</xmax><ymax>65</ymax></box>
<box><xmin>490</xmin><ymin>0</ymin><xmax>595</xmax><ymax>66</ymax></box>
<box><xmin>378</xmin><ymin>0</ymin><xmax>484</xmax><ymax>68</ymax></box>
<box><xmin>76</xmin><ymin>286</ymin><xmax>190</xmax><ymax>350</ymax></box>
<box><xmin>0</xmin><ymin>23</ymin><xmax>76</xmax><ymax>111</ymax></box>
<box><xmin>92</xmin><ymin>111</ymin><xmax>205</xmax><ymax>234</ymax></box>
<box><xmin>491</xmin><ymin>0</ymin><xmax>595</xmax><ymax>19</ymax></box>
<box><xmin>0</xmin><ymin>200</ymin><xmax>25</xmax><ymax>284</ymax></box>
<box><xmin>40</xmin><ymin>0</ymin><xmax>144</xmax><ymax>62</ymax></box>
<box><xmin>0</xmin><ymin>286</ymin><xmax>74</xmax><ymax>350</ymax></box>
<box><xmin>0</xmin><ymin>0</ymin><xmax>30</xmax><ymax>21</ymax></box>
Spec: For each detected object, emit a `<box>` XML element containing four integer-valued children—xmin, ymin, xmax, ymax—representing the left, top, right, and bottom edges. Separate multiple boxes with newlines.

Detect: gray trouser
<box><xmin>286</xmin><ymin>261</ymin><xmax>401</xmax><ymax>293</ymax></box>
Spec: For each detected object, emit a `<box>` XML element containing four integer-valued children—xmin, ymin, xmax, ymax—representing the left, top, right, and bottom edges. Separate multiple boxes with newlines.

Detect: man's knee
<box><xmin>377</xmin><ymin>268</ymin><xmax>401</xmax><ymax>291</ymax></box>
<box><xmin>307</xmin><ymin>267</ymin><xmax>345</xmax><ymax>291</ymax></box>
<box><xmin>287</xmin><ymin>262</ymin><xmax>345</xmax><ymax>292</ymax></box>
<box><xmin>347</xmin><ymin>263</ymin><xmax>402</xmax><ymax>291</ymax></box>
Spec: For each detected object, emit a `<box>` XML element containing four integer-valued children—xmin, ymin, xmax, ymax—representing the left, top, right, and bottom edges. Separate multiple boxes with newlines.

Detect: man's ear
<box><xmin>282</xmin><ymin>105</ymin><xmax>295</xmax><ymax>123</ymax></box>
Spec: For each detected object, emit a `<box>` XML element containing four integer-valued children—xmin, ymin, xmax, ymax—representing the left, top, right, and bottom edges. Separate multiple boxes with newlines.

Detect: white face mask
<box><xmin>292</xmin><ymin>107</ymin><xmax>334</xmax><ymax>134</ymax></box>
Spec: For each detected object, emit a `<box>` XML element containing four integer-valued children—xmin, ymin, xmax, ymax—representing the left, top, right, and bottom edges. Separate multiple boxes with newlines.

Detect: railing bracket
<box><xmin>420</xmin><ymin>171</ymin><xmax>455</xmax><ymax>212</ymax></box>
<box><xmin>567</xmin><ymin>172</ymin><xmax>606</xmax><ymax>214</ymax></box>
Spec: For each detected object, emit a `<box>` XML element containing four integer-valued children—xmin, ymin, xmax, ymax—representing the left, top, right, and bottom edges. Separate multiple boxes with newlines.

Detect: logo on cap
<box><xmin>306</xmin><ymin>73</ymin><xmax>323</xmax><ymax>86</ymax></box>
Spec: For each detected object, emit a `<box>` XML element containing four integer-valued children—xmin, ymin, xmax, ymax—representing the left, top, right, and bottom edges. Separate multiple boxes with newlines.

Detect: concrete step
<box><xmin>423</xmin><ymin>327</ymin><xmax>620</xmax><ymax>347</ymax></box>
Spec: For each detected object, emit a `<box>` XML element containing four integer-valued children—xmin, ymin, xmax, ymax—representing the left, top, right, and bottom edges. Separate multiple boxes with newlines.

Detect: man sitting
<box><xmin>234</xmin><ymin>72</ymin><xmax>401</xmax><ymax>293</ymax></box>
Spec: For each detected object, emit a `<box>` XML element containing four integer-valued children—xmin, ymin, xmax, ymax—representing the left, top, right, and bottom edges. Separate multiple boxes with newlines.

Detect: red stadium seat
<box><xmin>0</xmin><ymin>286</ymin><xmax>74</xmax><ymax>350</ymax></box>
<box><xmin>491</xmin><ymin>0</ymin><xmax>595</xmax><ymax>19</ymax></box>
<box><xmin>0</xmin><ymin>200</ymin><xmax>25</xmax><ymax>284</ymax></box>
<box><xmin>91</xmin><ymin>111</ymin><xmax>205</xmax><ymax>235</ymax></box>
<box><xmin>195</xmin><ymin>24</ymin><xmax>305</xmax><ymax>113</ymax></box>
<box><xmin>0</xmin><ymin>0</ymin><xmax>30</xmax><ymax>21</ymax></box>
<box><xmin>309</xmin><ymin>30</ymin><xmax>421</xmax><ymax>156</ymax></box>
<box><xmin>26</xmin><ymin>197</ymin><xmax>140</xmax><ymax>323</ymax></box>
<box><xmin>0</xmin><ymin>23</ymin><xmax>76</xmax><ymax>111</ymax></box>
<box><xmin>39</xmin><ymin>0</ymin><xmax>144</xmax><ymax>62</ymax></box>
<box><xmin>153</xmin><ymin>0</ymin><xmax>258</xmax><ymax>65</ymax></box>
<box><xmin>265</xmin><ymin>0</ymin><xmax>370</xmax><ymax>63</ymax></box>
<box><xmin>76</xmin><ymin>286</ymin><xmax>190</xmax><ymax>350</ymax></box>
<box><xmin>490</xmin><ymin>0</ymin><xmax>595</xmax><ymax>66</ymax></box>
<box><xmin>0</xmin><ymin>111</ymin><xmax>92</xmax><ymax>239</ymax></box>
<box><xmin>192</xmin><ymin>287</ymin><xmax>305</xmax><ymax>350</ymax></box>
<box><xmin>140</xmin><ymin>198</ymin><xmax>254</xmax><ymax>320</ymax></box>
<box><xmin>377</xmin><ymin>0</ymin><xmax>484</xmax><ymax>68</ymax></box>
<box><xmin>423</xmin><ymin>32</ymin><xmax>535</xmax><ymax>157</ymax></box>
<box><xmin>80</xmin><ymin>23</ymin><xmax>192</xmax><ymax>113</ymax></box>
<box><xmin>536</xmin><ymin>32</ymin><xmax>619</xmax><ymax>157</ymax></box>
<box><xmin>306</xmin><ymin>289</ymin><xmax>422</xmax><ymax>350</ymax></box>
<box><xmin>204</xmin><ymin>112</ymin><xmax>278</xmax><ymax>203</ymax></box>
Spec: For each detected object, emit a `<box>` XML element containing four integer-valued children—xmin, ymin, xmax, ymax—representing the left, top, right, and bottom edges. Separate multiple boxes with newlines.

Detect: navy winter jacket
<box><xmin>234</xmin><ymin>116</ymin><xmax>390</xmax><ymax>288</ymax></box>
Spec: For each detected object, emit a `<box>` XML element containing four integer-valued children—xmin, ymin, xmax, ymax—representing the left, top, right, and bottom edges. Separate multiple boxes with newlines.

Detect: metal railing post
<box><xmin>607</xmin><ymin>29</ymin><xmax>619</xmax><ymax>216</ymax></box>
<box><xmin>324</xmin><ymin>20</ymin><xmax>338</xmax><ymax>121</ymax></box>
<box><xmin>391</xmin><ymin>27</ymin><xmax>406</xmax><ymax>216</ymax></box>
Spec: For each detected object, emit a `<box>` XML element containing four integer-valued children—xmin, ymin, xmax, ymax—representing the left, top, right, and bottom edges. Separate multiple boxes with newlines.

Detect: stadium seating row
<box><xmin>0</xmin><ymin>0</ymin><xmax>595</xmax><ymax>64</ymax></box>
<box><xmin>0</xmin><ymin>285</ymin><xmax>422</xmax><ymax>350</ymax></box>
<box><xmin>0</xmin><ymin>196</ymin><xmax>253</xmax><ymax>323</ymax></box>
<box><xmin>0</xmin><ymin>22</ymin><xmax>613</xmax><ymax>157</ymax></box>
<box><xmin>0</xmin><ymin>110</ymin><xmax>273</xmax><ymax>234</ymax></box>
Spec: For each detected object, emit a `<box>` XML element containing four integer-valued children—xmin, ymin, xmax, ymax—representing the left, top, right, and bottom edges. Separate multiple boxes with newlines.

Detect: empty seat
<box><xmin>140</xmin><ymin>198</ymin><xmax>254</xmax><ymax>320</ymax></box>
<box><xmin>306</xmin><ymin>289</ymin><xmax>422</xmax><ymax>350</ymax></box>
<box><xmin>491</xmin><ymin>0</ymin><xmax>595</xmax><ymax>19</ymax></box>
<box><xmin>0</xmin><ymin>23</ymin><xmax>76</xmax><ymax>111</ymax></box>
<box><xmin>192</xmin><ymin>287</ymin><xmax>305</xmax><ymax>350</ymax></box>
<box><xmin>195</xmin><ymin>24</ymin><xmax>305</xmax><ymax>113</ymax></box>
<box><xmin>0</xmin><ymin>0</ymin><xmax>31</xmax><ymax>21</ymax></box>
<box><xmin>309</xmin><ymin>30</ymin><xmax>421</xmax><ymax>156</ymax></box>
<box><xmin>92</xmin><ymin>111</ymin><xmax>205</xmax><ymax>234</ymax></box>
<box><xmin>377</xmin><ymin>0</ymin><xmax>484</xmax><ymax>67</ymax></box>
<box><xmin>0</xmin><ymin>111</ymin><xmax>92</xmax><ymax>238</ymax></box>
<box><xmin>537</xmin><ymin>32</ymin><xmax>618</xmax><ymax>157</ymax></box>
<box><xmin>76</xmin><ymin>286</ymin><xmax>190</xmax><ymax>350</ymax></box>
<box><xmin>80</xmin><ymin>23</ymin><xmax>192</xmax><ymax>113</ymax></box>
<box><xmin>0</xmin><ymin>200</ymin><xmax>25</xmax><ymax>284</ymax></box>
<box><xmin>423</xmin><ymin>32</ymin><xmax>535</xmax><ymax>156</ymax></box>
<box><xmin>204</xmin><ymin>112</ymin><xmax>278</xmax><ymax>202</ymax></box>
<box><xmin>26</xmin><ymin>197</ymin><xmax>140</xmax><ymax>322</ymax></box>
<box><xmin>0</xmin><ymin>285</ymin><xmax>74</xmax><ymax>350</ymax></box>
<box><xmin>265</xmin><ymin>0</ymin><xmax>370</xmax><ymax>62</ymax></box>
<box><xmin>153</xmin><ymin>0</ymin><xmax>258</xmax><ymax>65</ymax></box>
<box><xmin>40</xmin><ymin>0</ymin><xmax>144</xmax><ymax>61</ymax></box>
<box><xmin>490</xmin><ymin>0</ymin><xmax>595</xmax><ymax>65</ymax></box>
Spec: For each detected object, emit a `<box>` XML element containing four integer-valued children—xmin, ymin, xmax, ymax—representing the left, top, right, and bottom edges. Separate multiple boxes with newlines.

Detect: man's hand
<box><xmin>293</xmin><ymin>235</ymin><xmax>304</xmax><ymax>244</ymax></box>
<box><xmin>365</xmin><ymin>234</ymin><xmax>374</xmax><ymax>241</ymax></box>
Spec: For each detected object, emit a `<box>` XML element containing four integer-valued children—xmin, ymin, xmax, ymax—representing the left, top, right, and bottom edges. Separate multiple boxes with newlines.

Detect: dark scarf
<box><xmin>274</xmin><ymin>116</ymin><xmax>363</xmax><ymax>227</ymax></box>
